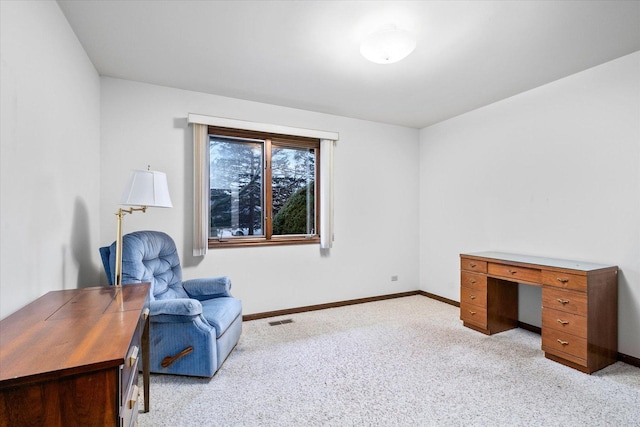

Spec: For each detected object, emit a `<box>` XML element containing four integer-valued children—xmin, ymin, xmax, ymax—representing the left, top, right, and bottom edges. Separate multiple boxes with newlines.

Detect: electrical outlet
<box><xmin>391</xmin><ymin>275</ymin><xmax>398</xmax><ymax>282</ymax></box>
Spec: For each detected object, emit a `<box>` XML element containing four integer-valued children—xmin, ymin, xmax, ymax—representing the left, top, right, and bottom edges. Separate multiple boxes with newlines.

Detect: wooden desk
<box><xmin>460</xmin><ymin>252</ymin><xmax>618</xmax><ymax>374</ymax></box>
<box><xmin>0</xmin><ymin>283</ymin><xmax>150</xmax><ymax>426</ymax></box>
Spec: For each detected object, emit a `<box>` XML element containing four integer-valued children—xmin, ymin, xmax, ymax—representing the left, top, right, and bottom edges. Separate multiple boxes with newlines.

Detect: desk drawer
<box><xmin>542</xmin><ymin>307</ymin><xmax>587</xmax><ymax>338</ymax></box>
<box><xmin>542</xmin><ymin>328</ymin><xmax>587</xmax><ymax>364</ymax></box>
<box><xmin>460</xmin><ymin>258</ymin><xmax>487</xmax><ymax>273</ymax></box>
<box><xmin>542</xmin><ymin>287</ymin><xmax>587</xmax><ymax>316</ymax></box>
<box><xmin>460</xmin><ymin>303</ymin><xmax>487</xmax><ymax>328</ymax></box>
<box><xmin>542</xmin><ymin>270</ymin><xmax>587</xmax><ymax>291</ymax></box>
<box><xmin>120</xmin><ymin>383</ymin><xmax>139</xmax><ymax>427</ymax></box>
<box><xmin>488</xmin><ymin>263</ymin><xmax>541</xmax><ymax>283</ymax></box>
<box><xmin>461</xmin><ymin>272</ymin><xmax>487</xmax><ymax>291</ymax></box>
<box><xmin>460</xmin><ymin>286</ymin><xmax>486</xmax><ymax>308</ymax></box>
<box><xmin>121</xmin><ymin>344</ymin><xmax>139</xmax><ymax>397</ymax></box>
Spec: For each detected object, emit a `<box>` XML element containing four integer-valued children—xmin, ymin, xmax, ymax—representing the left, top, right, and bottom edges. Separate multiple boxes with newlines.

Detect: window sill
<box><xmin>208</xmin><ymin>236</ymin><xmax>320</xmax><ymax>249</ymax></box>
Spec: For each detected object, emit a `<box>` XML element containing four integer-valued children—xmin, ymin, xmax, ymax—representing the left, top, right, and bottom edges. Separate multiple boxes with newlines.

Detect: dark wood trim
<box><xmin>242</xmin><ymin>290</ymin><xmax>640</xmax><ymax>369</ymax></box>
<box><xmin>518</xmin><ymin>321</ymin><xmax>542</xmax><ymax>334</ymax></box>
<box><xmin>617</xmin><ymin>352</ymin><xmax>640</xmax><ymax>369</ymax></box>
<box><xmin>242</xmin><ymin>291</ymin><xmax>420</xmax><ymax>321</ymax></box>
<box><xmin>416</xmin><ymin>290</ymin><xmax>459</xmax><ymax>307</ymax></box>
<box><xmin>209</xmin><ymin>236</ymin><xmax>320</xmax><ymax>249</ymax></box>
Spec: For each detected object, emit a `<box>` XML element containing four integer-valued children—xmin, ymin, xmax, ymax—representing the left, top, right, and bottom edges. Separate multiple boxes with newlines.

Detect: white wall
<box><xmin>419</xmin><ymin>52</ymin><xmax>640</xmax><ymax>358</ymax></box>
<box><xmin>0</xmin><ymin>1</ymin><xmax>102</xmax><ymax>319</ymax></box>
<box><xmin>5</xmin><ymin>0</ymin><xmax>637</xmax><ymax>362</ymax></box>
<box><xmin>100</xmin><ymin>78</ymin><xmax>420</xmax><ymax>315</ymax></box>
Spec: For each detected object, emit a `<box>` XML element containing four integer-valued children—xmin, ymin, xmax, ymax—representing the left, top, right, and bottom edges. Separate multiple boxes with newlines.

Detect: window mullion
<box><xmin>264</xmin><ymin>139</ymin><xmax>273</xmax><ymax>240</ymax></box>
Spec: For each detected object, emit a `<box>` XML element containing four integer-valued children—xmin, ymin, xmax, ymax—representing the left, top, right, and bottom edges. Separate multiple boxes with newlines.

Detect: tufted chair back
<box><xmin>99</xmin><ymin>229</ymin><xmax>242</xmax><ymax>377</ymax></box>
<box><xmin>103</xmin><ymin>230</ymin><xmax>188</xmax><ymax>301</ymax></box>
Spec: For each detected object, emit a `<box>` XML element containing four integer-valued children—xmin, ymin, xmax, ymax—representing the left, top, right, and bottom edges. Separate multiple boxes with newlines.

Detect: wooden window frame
<box><xmin>207</xmin><ymin>126</ymin><xmax>321</xmax><ymax>248</ymax></box>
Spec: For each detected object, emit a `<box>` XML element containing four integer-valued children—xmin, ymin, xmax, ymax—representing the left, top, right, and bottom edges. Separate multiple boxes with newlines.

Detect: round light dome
<box><xmin>360</xmin><ymin>27</ymin><xmax>417</xmax><ymax>64</ymax></box>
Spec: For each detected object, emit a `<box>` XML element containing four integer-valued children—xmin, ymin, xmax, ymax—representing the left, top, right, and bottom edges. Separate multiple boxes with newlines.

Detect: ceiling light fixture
<box><xmin>360</xmin><ymin>25</ymin><xmax>417</xmax><ymax>64</ymax></box>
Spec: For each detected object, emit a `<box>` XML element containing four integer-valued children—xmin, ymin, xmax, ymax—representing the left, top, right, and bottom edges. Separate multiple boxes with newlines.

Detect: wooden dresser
<box><xmin>0</xmin><ymin>284</ymin><xmax>150</xmax><ymax>426</ymax></box>
<box><xmin>460</xmin><ymin>252</ymin><xmax>618</xmax><ymax>374</ymax></box>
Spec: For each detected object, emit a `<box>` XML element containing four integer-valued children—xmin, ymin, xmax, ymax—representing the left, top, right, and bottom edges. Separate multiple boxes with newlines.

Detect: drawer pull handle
<box><xmin>143</xmin><ymin>307</ymin><xmax>150</xmax><ymax>319</ymax></box>
<box><xmin>557</xmin><ymin>319</ymin><xmax>569</xmax><ymax>325</ymax></box>
<box><xmin>470</xmin><ymin>279</ymin><xmax>477</xmax><ymax>284</ymax></box>
<box><xmin>470</xmin><ymin>263</ymin><xmax>477</xmax><ymax>268</ymax></box>
<box><xmin>507</xmin><ymin>269</ymin><xmax>517</xmax><ymax>274</ymax></box>
<box><xmin>556</xmin><ymin>298</ymin><xmax>570</xmax><ymax>305</ymax></box>
<box><xmin>129</xmin><ymin>385</ymin><xmax>139</xmax><ymax>410</ymax></box>
<box><xmin>127</xmin><ymin>346</ymin><xmax>139</xmax><ymax>367</ymax></box>
<box><xmin>469</xmin><ymin>310</ymin><xmax>476</xmax><ymax>315</ymax></box>
<box><xmin>557</xmin><ymin>339</ymin><xmax>569</xmax><ymax>346</ymax></box>
<box><xmin>557</xmin><ymin>278</ymin><xmax>569</xmax><ymax>283</ymax></box>
<box><xmin>469</xmin><ymin>295</ymin><xmax>476</xmax><ymax>300</ymax></box>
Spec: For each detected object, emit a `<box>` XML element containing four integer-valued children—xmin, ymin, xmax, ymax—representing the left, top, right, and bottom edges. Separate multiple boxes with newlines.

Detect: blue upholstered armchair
<box><xmin>99</xmin><ymin>230</ymin><xmax>242</xmax><ymax>377</ymax></box>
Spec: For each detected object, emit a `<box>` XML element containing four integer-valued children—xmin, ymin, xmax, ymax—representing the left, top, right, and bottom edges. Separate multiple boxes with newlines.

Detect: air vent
<box><xmin>268</xmin><ymin>319</ymin><xmax>293</xmax><ymax>326</ymax></box>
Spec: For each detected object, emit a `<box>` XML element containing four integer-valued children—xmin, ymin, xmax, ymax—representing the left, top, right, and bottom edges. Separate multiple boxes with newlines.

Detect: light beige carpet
<box><xmin>138</xmin><ymin>295</ymin><xmax>639</xmax><ymax>426</ymax></box>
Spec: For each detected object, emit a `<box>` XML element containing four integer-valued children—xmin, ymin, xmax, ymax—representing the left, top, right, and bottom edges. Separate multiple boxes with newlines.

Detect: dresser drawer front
<box><xmin>120</xmin><ymin>343</ymin><xmax>140</xmax><ymax>406</ymax></box>
<box><xmin>542</xmin><ymin>307</ymin><xmax>587</xmax><ymax>338</ymax></box>
<box><xmin>542</xmin><ymin>328</ymin><xmax>587</xmax><ymax>363</ymax></box>
<box><xmin>460</xmin><ymin>272</ymin><xmax>487</xmax><ymax>291</ymax></box>
<box><xmin>542</xmin><ymin>270</ymin><xmax>587</xmax><ymax>291</ymax></box>
<box><xmin>542</xmin><ymin>287</ymin><xmax>587</xmax><ymax>316</ymax></box>
<box><xmin>460</xmin><ymin>258</ymin><xmax>487</xmax><ymax>273</ymax></box>
<box><xmin>460</xmin><ymin>303</ymin><xmax>487</xmax><ymax>328</ymax></box>
<box><xmin>460</xmin><ymin>286</ymin><xmax>486</xmax><ymax>308</ymax></box>
<box><xmin>120</xmin><ymin>384</ymin><xmax>139</xmax><ymax>427</ymax></box>
<box><xmin>488</xmin><ymin>263</ymin><xmax>541</xmax><ymax>283</ymax></box>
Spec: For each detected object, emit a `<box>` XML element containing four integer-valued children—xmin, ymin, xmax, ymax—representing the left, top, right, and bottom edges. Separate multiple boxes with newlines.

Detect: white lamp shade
<box><xmin>360</xmin><ymin>27</ymin><xmax>417</xmax><ymax>64</ymax></box>
<box><xmin>120</xmin><ymin>169</ymin><xmax>173</xmax><ymax>208</ymax></box>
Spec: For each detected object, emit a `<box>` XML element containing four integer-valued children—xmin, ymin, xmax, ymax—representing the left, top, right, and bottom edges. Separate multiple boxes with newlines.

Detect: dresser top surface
<box><xmin>461</xmin><ymin>251</ymin><xmax>617</xmax><ymax>272</ymax></box>
<box><xmin>0</xmin><ymin>283</ymin><xmax>149</xmax><ymax>385</ymax></box>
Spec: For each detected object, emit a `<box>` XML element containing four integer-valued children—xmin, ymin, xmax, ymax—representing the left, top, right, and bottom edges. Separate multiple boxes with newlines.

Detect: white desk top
<box><xmin>462</xmin><ymin>251</ymin><xmax>616</xmax><ymax>272</ymax></box>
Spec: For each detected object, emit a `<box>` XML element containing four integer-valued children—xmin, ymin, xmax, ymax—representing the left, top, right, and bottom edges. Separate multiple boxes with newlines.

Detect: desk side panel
<box><xmin>586</xmin><ymin>270</ymin><xmax>618</xmax><ymax>372</ymax></box>
<box><xmin>486</xmin><ymin>277</ymin><xmax>519</xmax><ymax>334</ymax></box>
<box><xmin>0</xmin><ymin>368</ymin><xmax>118</xmax><ymax>427</ymax></box>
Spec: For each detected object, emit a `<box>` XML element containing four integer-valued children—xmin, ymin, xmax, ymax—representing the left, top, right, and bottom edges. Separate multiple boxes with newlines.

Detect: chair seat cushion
<box><xmin>201</xmin><ymin>297</ymin><xmax>242</xmax><ymax>338</ymax></box>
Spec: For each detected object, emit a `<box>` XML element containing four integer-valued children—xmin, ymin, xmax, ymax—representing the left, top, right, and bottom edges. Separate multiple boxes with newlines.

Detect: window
<box><xmin>208</xmin><ymin>127</ymin><xmax>320</xmax><ymax>247</ymax></box>
<box><xmin>189</xmin><ymin>114</ymin><xmax>337</xmax><ymax>255</ymax></box>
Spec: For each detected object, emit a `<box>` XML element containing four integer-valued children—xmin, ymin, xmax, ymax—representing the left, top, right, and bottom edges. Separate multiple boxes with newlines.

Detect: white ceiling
<box><xmin>57</xmin><ymin>1</ymin><xmax>640</xmax><ymax>129</ymax></box>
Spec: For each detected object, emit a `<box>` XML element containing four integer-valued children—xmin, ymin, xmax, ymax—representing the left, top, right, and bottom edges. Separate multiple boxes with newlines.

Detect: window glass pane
<box><xmin>271</xmin><ymin>146</ymin><xmax>316</xmax><ymax>235</ymax></box>
<box><xmin>210</xmin><ymin>136</ymin><xmax>263</xmax><ymax>238</ymax></box>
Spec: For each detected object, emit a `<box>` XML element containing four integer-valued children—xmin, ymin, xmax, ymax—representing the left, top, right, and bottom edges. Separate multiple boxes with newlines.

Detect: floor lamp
<box><xmin>114</xmin><ymin>168</ymin><xmax>172</xmax><ymax>287</ymax></box>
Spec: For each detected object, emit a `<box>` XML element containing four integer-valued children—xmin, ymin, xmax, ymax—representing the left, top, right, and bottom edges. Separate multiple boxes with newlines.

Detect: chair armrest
<box><xmin>150</xmin><ymin>298</ymin><xmax>202</xmax><ymax>317</ymax></box>
<box><xmin>183</xmin><ymin>276</ymin><xmax>232</xmax><ymax>300</ymax></box>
